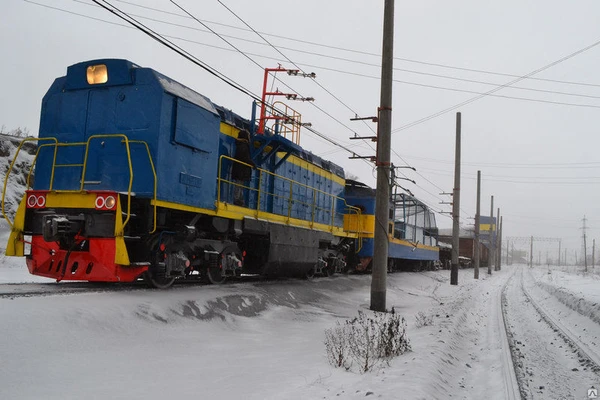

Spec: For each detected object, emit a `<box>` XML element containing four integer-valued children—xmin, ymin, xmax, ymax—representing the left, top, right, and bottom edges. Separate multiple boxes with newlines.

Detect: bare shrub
<box><xmin>324</xmin><ymin>308</ymin><xmax>411</xmax><ymax>373</ymax></box>
<box><xmin>324</xmin><ymin>324</ymin><xmax>352</xmax><ymax>370</ymax></box>
<box><xmin>414</xmin><ymin>311</ymin><xmax>433</xmax><ymax>328</ymax></box>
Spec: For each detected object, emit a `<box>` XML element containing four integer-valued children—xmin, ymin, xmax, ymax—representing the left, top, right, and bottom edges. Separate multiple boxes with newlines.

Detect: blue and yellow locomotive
<box><xmin>2</xmin><ymin>59</ymin><xmax>438</xmax><ymax>287</ymax></box>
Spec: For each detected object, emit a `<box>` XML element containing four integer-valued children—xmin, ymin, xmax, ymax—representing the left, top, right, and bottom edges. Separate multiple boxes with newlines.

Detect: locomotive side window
<box><xmin>86</xmin><ymin>64</ymin><xmax>108</xmax><ymax>84</ymax></box>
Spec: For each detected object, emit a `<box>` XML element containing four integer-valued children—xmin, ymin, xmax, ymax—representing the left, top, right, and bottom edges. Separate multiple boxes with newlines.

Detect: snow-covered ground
<box><xmin>2</xmin><ymin>244</ymin><xmax>600</xmax><ymax>400</ymax></box>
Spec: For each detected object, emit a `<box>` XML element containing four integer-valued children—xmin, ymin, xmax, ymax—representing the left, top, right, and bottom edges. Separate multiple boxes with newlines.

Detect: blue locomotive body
<box><xmin>4</xmin><ymin>59</ymin><xmax>356</xmax><ymax>286</ymax></box>
<box><xmin>36</xmin><ymin>59</ymin><xmax>346</xmax><ymax>225</ymax></box>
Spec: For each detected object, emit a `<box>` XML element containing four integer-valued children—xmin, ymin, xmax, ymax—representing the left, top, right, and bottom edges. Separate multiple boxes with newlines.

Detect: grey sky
<box><xmin>2</xmin><ymin>0</ymin><xmax>600</xmax><ymax>259</ymax></box>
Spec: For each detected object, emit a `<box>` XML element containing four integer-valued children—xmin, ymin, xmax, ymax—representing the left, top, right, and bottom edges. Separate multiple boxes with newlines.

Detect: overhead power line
<box><xmin>71</xmin><ymin>0</ymin><xmax>600</xmax><ymax>102</ymax></box>
<box><xmin>109</xmin><ymin>0</ymin><xmax>600</xmax><ymax>89</ymax></box>
<box><xmin>391</xmin><ymin>37</ymin><xmax>600</xmax><ymax>134</ymax></box>
<box><xmin>29</xmin><ymin>1</ymin><xmax>600</xmax><ymax>113</ymax></box>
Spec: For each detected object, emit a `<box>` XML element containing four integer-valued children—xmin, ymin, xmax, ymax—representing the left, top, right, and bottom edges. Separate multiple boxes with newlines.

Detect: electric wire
<box><xmin>70</xmin><ymin>0</ymin><xmax>600</xmax><ymax>103</ymax></box>
<box><xmin>214</xmin><ymin>0</ymin><xmax>379</xmax><ymax>138</ymax></box>
<box><xmin>90</xmin><ymin>0</ymin><xmax>260</xmax><ymax>101</ymax></box>
<box><xmin>109</xmin><ymin>0</ymin><xmax>600</xmax><ymax>89</ymax></box>
<box><xmin>167</xmin><ymin>0</ymin><xmax>370</xmax><ymax>160</ymax></box>
<box><xmin>29</xmin><ymin>1</ymin><xmax>600</xmax><ymax>113</ymax></box>
<box><xmin>391</xmin><ymin>37</ymin><xmax>600</xmax><ymax>134</ymax></box>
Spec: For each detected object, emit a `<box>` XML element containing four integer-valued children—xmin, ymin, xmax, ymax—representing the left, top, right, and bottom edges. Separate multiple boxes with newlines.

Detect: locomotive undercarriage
<box><xmin>125</xmin><ymin>204</ymin><xmax>355</xmax><ymax>288</ymax></box>
<box><xmin>20</xmin><ymin>195</ymin><xmax>355</xmax><ymax>288</ymax></box>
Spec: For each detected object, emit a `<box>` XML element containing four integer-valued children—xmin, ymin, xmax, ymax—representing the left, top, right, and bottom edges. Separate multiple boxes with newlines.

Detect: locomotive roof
<box><xmin>62</xmin><ymin>59</ymin><xmax>346</xmax><ymax>180</ymax></box>
<box><xmin>344</xmin><ymin>179</ymin><xmax>377</xmax><ymax>196</ymax></box>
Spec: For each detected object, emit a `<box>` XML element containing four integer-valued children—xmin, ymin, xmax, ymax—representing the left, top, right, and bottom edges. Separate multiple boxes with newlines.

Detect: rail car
<box><xmin>1</xmin><ymin>59</ymin><xmax>438</xmax><ymax>287</ymax></box>
<box><xmin>344</xmin><ymin>180</ymin><xmax>439</xmax><ymax>272</ymax></box>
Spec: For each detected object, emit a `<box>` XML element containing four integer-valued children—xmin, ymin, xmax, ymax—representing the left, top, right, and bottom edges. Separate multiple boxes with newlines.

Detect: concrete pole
<box><xmin>474</xmin><ymin>170</ymin><xmax>481</xmax><ymax>279</ymax></box>
<box><xmin>558</xmin><ymin>240</ymin><xmax>561</xmax><ymax>266</ymax></box>
<box><xmin>530</xmin><ymin>236</ymin><xmax>533</xmax><ymax>268</ymax></box>
<box><xmin>450</xmin><ymin>112</ymin><xmax>461</xmax><ymax>286</ymax></box>
<box><xmin>371</xmin><ymin>0</ymin><xmax>394</xmax><ymax>312</ymax></box>
<box><xmin>593</xmin><ymin>239</ymin><xmax>596</xmax><ymax>268</ymax></box>
<box><xmin>498</xmin><ymin>215</ymin><xmax>503</xmax><ymax>270</ymax></box>
<box><xmin>495</xmin><ymin>208</ymin><xmax>500</xmax><ymax>271</ymax></box>
<box><xmin>511</xmin><ymin>242</ymin><xmax>514</xmax><ymax>265</ymax></box>
<box><xmin>488</xmin><ymin>195</ymin><xmax>494</xmax><ymax>275</ymax></box>
<box><xmin>584</xmin><ymin>232</ymin><xmax>588</xmax><ymax>273</ymax></box>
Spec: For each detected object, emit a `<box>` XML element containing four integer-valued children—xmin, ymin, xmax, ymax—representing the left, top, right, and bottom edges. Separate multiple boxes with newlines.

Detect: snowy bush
<box><xmin>324</xmin><ymin>308</ymin><xmax>411</xmax><ymax>373</ymax></box>
<box><xmin>414</xmin><ymin>311</ymin><xmax>433</xmax><ymax>328</ymax></box>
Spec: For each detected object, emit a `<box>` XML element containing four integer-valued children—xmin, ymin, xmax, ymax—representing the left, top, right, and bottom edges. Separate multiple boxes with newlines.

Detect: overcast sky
<box><xmin>2</xmin><ymin>0</ymin><xmax>600</xmax><ymax>259</ymax></box>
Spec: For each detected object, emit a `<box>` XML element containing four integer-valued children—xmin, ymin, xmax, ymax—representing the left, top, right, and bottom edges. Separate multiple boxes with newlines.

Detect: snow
<box><xmin>2</xmin><ymin>236</ymin><xmax>600</xmax><ymax>400</ymax></box>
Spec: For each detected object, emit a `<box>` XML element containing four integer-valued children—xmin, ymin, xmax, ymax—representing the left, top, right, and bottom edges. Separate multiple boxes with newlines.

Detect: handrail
<box><xmin>2</xmin><ymin>134</ymin><xmax>157</xmax><ymax>234</ymax></box>
<box><xmin>217</xmin><ymin>155</ymin><xmax>362</xmax><ymax>237</ymax></box>
<box><xmin>272</xmin><ymin>101</ymin><xmax>301</xmax><ymax>145</ymax></box>
<box><xmin>1</xmin><ymin>137</ymin><xmax>58</xmax><ymax>228</ymax></box>
<box><xmin>128</xmin><ymin>140</ymin><xmax>158</xmax><ymax>234</ymax></box>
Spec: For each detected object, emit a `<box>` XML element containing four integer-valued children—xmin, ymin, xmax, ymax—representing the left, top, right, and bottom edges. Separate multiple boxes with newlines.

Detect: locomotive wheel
<box><xmin>143</xmin><ymin>271</ymin><xmax>176</xmax><ymax>289</ymax></box>
<box><xmin>206</xmin><ymin>245</ymin><xmax>241</xmax><ymax>284</ymax></box>
<box><xmin>206</xmin><ymin>266</ymin><xmax>226</xmax><ymax>284</ymax></box>
<box><xmin>304</xmin><ymin>267</ymin><xmax>315</xmax><ymax>280</ymax></box>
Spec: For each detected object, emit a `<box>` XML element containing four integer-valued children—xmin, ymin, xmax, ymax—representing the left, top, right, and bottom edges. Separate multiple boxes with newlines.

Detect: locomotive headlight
<box><xmin>95</xmin><ymin>195</ymin><xmax>116</xmax><ymax>210</ymax></box>
<box><xmin>86</xmin><ymin>64</ymin><xmax>108</xmax><ymax>85</ymax></box>
<box><xmin>105</xmin><ymin>196</ymin><xmax>116</xmax><ymax>209</ymax></box>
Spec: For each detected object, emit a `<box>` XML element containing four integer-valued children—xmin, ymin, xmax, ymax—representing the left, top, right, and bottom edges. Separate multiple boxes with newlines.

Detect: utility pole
<box><xmin>371</xmin><ymin>0</ymin><xmax>394</xmax><ymax>312</ymax></box>
<box><xmin>488</xmin><ymin>195</ymin><xmax>494</xmax><ymax>275</ymax></box>
<box><xmin>584</xmin><ymin>232</ymin><xmax>588</xmax><ymax>272</ymax></box>
<box><xmin>529</xmin><ymin>236</ymin><xmax>533</xmax><ymax>268</ymax></box>
<box><xmin>593</xmin><ymin>239</ymin><xmax>596</xmax><ymax>268</ymax></box>
<box><xmin>511</xmin><ymin>242</ymin><xmax>514</xmax><ymax>265</ymax></box>
<box><xmin>450</xmin><ymin>112</ymin><xmax>461</xmax><ymax>286</ymax></box>
<box><xmin>497</xmin><ymin>215</ymin><xmax>503</xmax><ymax>270</ymax></box>
<box><xmin>474</xmin><ymin>170</ymin><xmax>481</xmax><ymax>279</ymax></box>
<box><xmin>558</xmin><ymin>240</ymin><xmax>561</xmax><ymax>266</ymax></box>
<box><xmin>582</xmin><ymin>216</ymin><xmax>588</xmax><ymax>273</ymax></box>
<box><xmin>494</xmin><ymin>208</ymin><xmax>500</xmax><ymax>271</ymax></box>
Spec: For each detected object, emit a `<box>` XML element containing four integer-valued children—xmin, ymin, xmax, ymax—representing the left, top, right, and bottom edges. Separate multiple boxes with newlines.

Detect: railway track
<box><xmin>0</xmin><ymin>273</ymin><xmax>325</xmax><ymax>299</ymax></box>
<box><xmin>521</xmin><ymin>269</ymin><xmax>600</xmax><ymax>373</ymax></box>
<box><xmin>0</xmin><ymin>281</ymin><xmax>146</xmax><ymax>299</ymax></box>
<box><xmin>501</xmin><ymin>267</ymin><xmax>600</xmax><ymax>399</ymax></box>
<box><xmin>499</xmin><ymin>271</ymin><xmax>524</xmax><ymax>400</ymax></box>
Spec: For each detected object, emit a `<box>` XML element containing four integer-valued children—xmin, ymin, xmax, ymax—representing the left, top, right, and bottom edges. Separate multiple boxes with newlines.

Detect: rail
<box><xmin>1</xmin><ymin>134</ymin><xmax>157</xmax><ymax>233</ymax></box>
<box><xmin>217</xmin><ymin>155</ymin><xmax>362</xmax><ymax>242</ymax></box>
